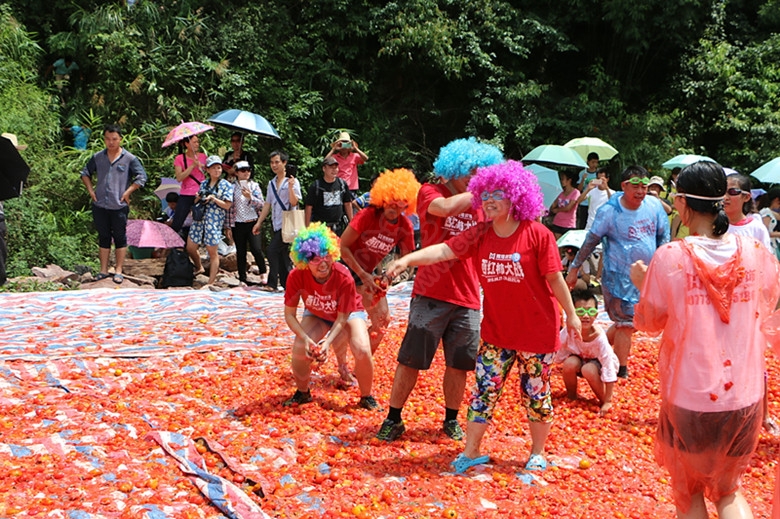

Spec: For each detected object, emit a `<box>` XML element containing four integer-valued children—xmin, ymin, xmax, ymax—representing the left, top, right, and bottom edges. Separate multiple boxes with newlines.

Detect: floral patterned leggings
<box><xmin>466</xmin><ymin>341</ymin><xmax>554</xmax><ymax>424</ymax></box>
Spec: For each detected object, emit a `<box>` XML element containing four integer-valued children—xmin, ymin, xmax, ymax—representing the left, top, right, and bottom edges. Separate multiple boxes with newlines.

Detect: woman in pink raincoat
<box><xmin>631</xmin><ymin>161</ymin><xmax>780</xmax><ymax>519</ymax></box>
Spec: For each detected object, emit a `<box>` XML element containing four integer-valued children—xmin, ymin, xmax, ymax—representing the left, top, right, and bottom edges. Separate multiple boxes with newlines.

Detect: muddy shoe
<box><xmin>282</xmin><ymin>390</ymin><xmax>312</xmax><ymax>407</ymax></box>
<box><xmin>358</xmin><ymin>395</ymin><xmax>381</xmax><ymax>410</ymax></box>
<box><xmin>442</xmin><ymin>419</ymin><xmax>464</xmax><ymax>440</ymax></box>
<box><xmin>376</xmin><ymin>419</ymin><xmax>405</xmax><ymax>441</ymax></box>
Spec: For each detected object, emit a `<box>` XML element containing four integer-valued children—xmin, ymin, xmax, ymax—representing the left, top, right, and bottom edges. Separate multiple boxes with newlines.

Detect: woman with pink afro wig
<box><xmin>386</xmin><ymin>160</ymin><xmax>581</xmax><ymax>475</ymax></box>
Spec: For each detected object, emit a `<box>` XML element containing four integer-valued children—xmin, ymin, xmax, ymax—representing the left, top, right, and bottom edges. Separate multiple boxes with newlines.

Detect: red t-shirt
<box><xmin>346</xmin><ymin>207</ymin><xmax>415</xmax><ymax>273</ymax></box>
<box><xmin>447</xmin><ymin>220</ymin><xmax>563</xmax><ymax>352</ymax></box>
<box><xmin>284</xmin><ymin>262</ymin><xmax>363</xmax><ymax>321</ymax></box>
<box><xmin>412</xmin><ymin>183</ymin><xmax>482</xmax><ymax>309</ymax></box>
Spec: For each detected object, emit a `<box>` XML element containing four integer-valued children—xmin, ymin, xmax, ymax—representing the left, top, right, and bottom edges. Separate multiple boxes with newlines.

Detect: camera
<box><xmin>285</xmin><ymin>164</ymin><xmax>298</xmax><ymax>178</ymax></box>
<box><xmin>340</xmin><ymin>141</ymin><xmax>352</xmax><ymax>149</ymax></box>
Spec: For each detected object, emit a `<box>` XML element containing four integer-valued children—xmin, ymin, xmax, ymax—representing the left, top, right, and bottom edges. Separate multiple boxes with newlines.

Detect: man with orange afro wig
<box><xmin>375</xmin><ymin>138</ymin><xmax>504</xmax><ymax>443</ymax></box>
<box><xmin>339</xmin><ymin>168</ymin><xmax>420</xmax><ymax>365</ymax></box>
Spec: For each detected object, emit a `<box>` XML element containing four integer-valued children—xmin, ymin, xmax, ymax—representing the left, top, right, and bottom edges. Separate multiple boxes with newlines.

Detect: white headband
<box><xmin>677</xmin><ymin>193</ymin><xmax>724</xmax><ymax>201</ymax></box>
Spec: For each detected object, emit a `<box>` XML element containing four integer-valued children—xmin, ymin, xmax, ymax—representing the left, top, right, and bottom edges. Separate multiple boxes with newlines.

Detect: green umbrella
<box><xmin>522</xmin><ymin>145</ymin><xmax>587</xmax><ymax>169</ymax></box>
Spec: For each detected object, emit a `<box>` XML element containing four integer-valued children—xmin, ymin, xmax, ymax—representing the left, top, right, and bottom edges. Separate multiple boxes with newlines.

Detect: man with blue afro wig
<box><xmin>375</xmin><ymin>137</ymin><xmax>503</xmax><ymax>443</ymax></box>
<box><xmin>432</xmin><ymin>137</ymin><xmax>505</xmax><ymax>180</ymax></box>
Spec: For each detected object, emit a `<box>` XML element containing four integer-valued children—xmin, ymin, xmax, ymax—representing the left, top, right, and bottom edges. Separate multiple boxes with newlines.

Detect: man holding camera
<box><xmin>325</xmin><ymin>131</ymin><xmax>368</xmax><ymax>195</ymax></box>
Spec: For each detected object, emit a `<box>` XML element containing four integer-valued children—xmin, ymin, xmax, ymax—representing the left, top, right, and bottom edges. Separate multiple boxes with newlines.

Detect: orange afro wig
<box><xmin>369</xmin><ymin>168</ymin><xmax>421</xmax><ymax>214</ymax></box>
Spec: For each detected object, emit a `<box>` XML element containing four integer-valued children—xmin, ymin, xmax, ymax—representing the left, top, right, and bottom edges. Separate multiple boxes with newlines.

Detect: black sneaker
<box><xmin>358</xmin><ymin>395</ymin><xmax>381</xmax><ymax>410</ymax></box>
<box><xmin>442</xmin><ymin>419</ymin><xmax>464</xmax><ymax>440</ymax></box>
<box><xmin>283</xmin><ymin>390</ymin><xmax>312</xmax><ymax>406</ymax></box>
<box><xmin>376</xmin><ymin>418</ymin><xmax>405</xmax><ymax>441</ymax></box>
<box><xmin>617</xmin><ymin>366</ymin><xmax>629</xmax><ymax>379</ymax></box>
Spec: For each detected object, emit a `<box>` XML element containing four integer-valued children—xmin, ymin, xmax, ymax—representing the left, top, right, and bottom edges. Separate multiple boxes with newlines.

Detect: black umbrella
<box><xmin>0</xmin><ymin>135</ymin><xmax>30</xmax><ymax>201</ymax></box>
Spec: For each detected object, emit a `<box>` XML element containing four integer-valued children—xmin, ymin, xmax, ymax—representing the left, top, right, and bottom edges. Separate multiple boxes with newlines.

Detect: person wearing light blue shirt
<box><xmin>253</xmin><ymin>150</ymin><xmax>302</xmax><ymax>291</ymax></box>
<box><xmin>566</xmin><ymin>165</ymin><xmax>670</xmax><ymax>379</ymax></box>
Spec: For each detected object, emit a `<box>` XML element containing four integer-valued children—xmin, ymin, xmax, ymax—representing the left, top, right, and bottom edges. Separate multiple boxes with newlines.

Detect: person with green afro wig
<box><xmin>281</xmin><ymin>223</ymin><xmax>380</xmax><ymax>411</ymax></box>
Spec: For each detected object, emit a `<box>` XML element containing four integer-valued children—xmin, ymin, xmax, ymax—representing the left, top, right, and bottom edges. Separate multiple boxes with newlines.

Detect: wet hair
<box><xmin>570</xmin><ymin>287</ymin><xmax>597</xmax><ymax>307</ymax></box>
<box><xmin>165</xmin><ymin>192</ymin><xmax>179</xmax><ymax>203</ymax></box>
<box><xmin>270</xmin><ymin>150</ymin><xmax>289</xmax><ymax>163</ymax></box>
<box><xmin>620</xmin><ymin>165</ymin><xmax>649</xmax><ymax>182</ymax></box>
<box><xmin>468</xmin><ymin>160</ymin><xmax>546</xmax><ymax>222</ymax></box>
<box><xmin>103</xmin><ymin>123</ymin><xmax>122</xmax><ymax>137</ymax></box>
<box><xmin>727</xmin><ymin>173</ymin><xmax>755</xmax><ymax>215</ymax></box>
<box><xmin>290</xmin><ymin>222</ymin><xmax>340</xmax><ymax>269</ymax></box>
<box><xmin>432</xmin><ymin>137</ymin><xmax>504</xmax><ymax>180</ymax></box>
<box><xmin>369</xmin><ymin>168</ymin><xmax>421</xmax><ymax>213</ymax></box>
<box><xmin>587</xmin><ymin>152</ymin><xmax>599</xmax><ymax>162</ymax></box>
<box><xmin>676</xmin><ymin>161</ymin><xmax>729</xmax><ymax>236</ymax></box>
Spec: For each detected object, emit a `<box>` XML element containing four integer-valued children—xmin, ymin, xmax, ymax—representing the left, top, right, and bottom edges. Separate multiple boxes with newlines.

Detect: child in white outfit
<box><xmin>555</xmin><ymin>288</ymin><xmax>619</xmax><ymax>415</ymax></box>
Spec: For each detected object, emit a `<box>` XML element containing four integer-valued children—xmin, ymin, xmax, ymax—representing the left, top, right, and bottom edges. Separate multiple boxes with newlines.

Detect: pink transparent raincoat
<box><xmin>634</xmin><ymin>234</ymin><xmax>780</xmax><ymax>512</ymax></box>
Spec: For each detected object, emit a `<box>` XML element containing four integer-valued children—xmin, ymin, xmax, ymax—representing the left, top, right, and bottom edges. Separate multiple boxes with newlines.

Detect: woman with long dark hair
<box><xmin>171</xmin><ymin>135</ymin><xmax>207</xmax><ymax>234</ymax></box>
<box><xmin>631</xmin><ymin>161</ymin><xmax>780</xmax><ymax>518</ymax></box>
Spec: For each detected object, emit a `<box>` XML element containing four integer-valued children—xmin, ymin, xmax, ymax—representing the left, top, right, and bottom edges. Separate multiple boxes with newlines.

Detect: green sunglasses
<box><xmin>575</xmin><ymin>307</ymin><xmax>599</xmax><ymax>317</ymax></box>
<box><xmin>624</xmin><ymin>177</ymin><xmax>650</xmax><ymax>185</ymax></box>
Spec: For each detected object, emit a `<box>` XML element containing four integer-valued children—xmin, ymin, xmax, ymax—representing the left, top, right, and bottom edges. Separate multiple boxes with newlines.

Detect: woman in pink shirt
<box><xmin>631</xmin><ymin>161</ymin><xmax>780</xmax><ymax>518</ymax></box>
<box><xmin>387</xmin><ymin>161</ymin><xmax>581</xmax><ymax>474</ymax></box>
<box><xmin>171</xmin><ymin>135</ymin><xmax>207</xmax><ymax>233</ymax></box>
<box><xmin>548</xmin><ymin>170</ymin><xmax>580</xmax><ymax>238</ymax></box>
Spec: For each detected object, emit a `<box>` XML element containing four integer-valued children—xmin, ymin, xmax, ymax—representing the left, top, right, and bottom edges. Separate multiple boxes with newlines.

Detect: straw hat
<box><xmin>2</xmin><ymin>133</ymin><xmax>27</xmax><ymax>151</ymax></box>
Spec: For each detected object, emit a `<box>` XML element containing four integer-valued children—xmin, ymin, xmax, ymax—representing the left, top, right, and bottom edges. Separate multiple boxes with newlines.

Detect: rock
<box><xmin>31</xmin><ymin>264</ymin><xmax>78</xmax><ymax>284</ymax></box>
<box><xmin>220</xmin><ymin>253</ymin><xmax>238</xmax><ymax>272</ymax></box>
<box><xmin>220</xmin><ymin>276</ymin><xmax>241</xmax><ymax>288</ymax></box>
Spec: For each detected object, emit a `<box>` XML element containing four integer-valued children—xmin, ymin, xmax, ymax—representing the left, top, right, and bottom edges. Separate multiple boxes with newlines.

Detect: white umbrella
<box><xmin>564</xmin><ymin>137</ymin><xmax>618</xmax><ymax>161</ymax></box>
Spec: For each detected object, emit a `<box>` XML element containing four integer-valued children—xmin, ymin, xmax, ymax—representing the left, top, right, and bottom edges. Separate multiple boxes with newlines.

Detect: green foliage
<box><xmin>2</xmin><ymin>0</ymin><xmax>780</xmax><ymax>281</ymax></box>
<box><xmin>0</xmin><ymin>277</ymin><xmax>80</xmax><ymax>293</ymax></box>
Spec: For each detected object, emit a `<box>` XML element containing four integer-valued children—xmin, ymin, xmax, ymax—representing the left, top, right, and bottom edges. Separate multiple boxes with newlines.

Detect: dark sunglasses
<box><xmin>726</xmin><ymin>188</ymin><xmax>745</xmax><ymax>196</ymax></box>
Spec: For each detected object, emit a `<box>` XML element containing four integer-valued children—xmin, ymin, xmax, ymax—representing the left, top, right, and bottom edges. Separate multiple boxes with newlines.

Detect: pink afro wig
<box><xmin>369</xmin><ymin>168</ymin><xmax>421</xmax><ymax>214</ymax></box>
<box><xmin>290</xmin><ymin>222</ymin><xmax>340</xmax><ymax>269</ymax></box>
<box><xmin>468</xmin><ymin>160</ymin><xmax>546</xmax><ymax>222</ymax></box>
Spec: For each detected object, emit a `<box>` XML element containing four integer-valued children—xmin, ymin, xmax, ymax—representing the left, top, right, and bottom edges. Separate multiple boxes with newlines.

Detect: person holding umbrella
<box><xmin>222</xmin><ymin>132</ymin><xmax>253</xmax><ymax>183</ymax></box>
<box><xmin>171</xmin><ymin>135</ymin><xmax>207</xmax><ymax>235</ymax></box>
<box><xmin>0</xmin><ymin>133</ymin><xmax>27</xmax><ymax>285</ymax></box>
<box><xmin>80</xmin><ymin>124</ymin><xmax>147</xmax><ymax>284</ymax></box>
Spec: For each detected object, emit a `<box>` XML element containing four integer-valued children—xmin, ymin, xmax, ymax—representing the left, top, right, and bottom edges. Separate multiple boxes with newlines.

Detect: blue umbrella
<box><xmin>750</xmin><ymin>157</ymin><xmax>780</xmax><ymax>184</ymax></box>
<box><xmin>207</xmin><ymin>109</ymin><xmax>281</xmax><ymax>139</ymax></box>
<box><xmin>525</xmin><ymin>163</ymin><xmax>563</xmax><ymax>208</ymax></box>
<box><xmin>522</xmin><ymin>144</ymin><xmax>588</xmax><ymax>168</ymax></box>
<box><xmin>662</xmin><ymin>154</ymin><xmax>716</xmax><ymax>170</ymax></box>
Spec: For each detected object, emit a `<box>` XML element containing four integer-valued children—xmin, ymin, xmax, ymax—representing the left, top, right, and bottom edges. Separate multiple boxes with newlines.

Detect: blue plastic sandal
<box><xmin>524</xmin><ymin>454</ymin><xmax>547</xmax><ymax>472</ymax></box>
<box><xmin>451</xmin><ymin>452</ymin><xmax>490</xmax><ymax>474</ymax></box>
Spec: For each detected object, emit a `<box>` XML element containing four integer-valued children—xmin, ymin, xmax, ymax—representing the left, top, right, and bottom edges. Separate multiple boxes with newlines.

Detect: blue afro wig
<box><xmin>432</xmin><ymin>137</ymin><xmax>504</xmax><ymax>180</ymax></box>
<box><xmin>468</xmin><ymin>160</ymin><xmax>546</xmax><ymax>222</ymax></box>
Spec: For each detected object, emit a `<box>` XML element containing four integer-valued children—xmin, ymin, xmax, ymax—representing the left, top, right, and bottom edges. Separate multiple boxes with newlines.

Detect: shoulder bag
<box><xmin>270</xmin><ymin>180</ymin><xmax>304</xmax><ymax>243</ymax></box>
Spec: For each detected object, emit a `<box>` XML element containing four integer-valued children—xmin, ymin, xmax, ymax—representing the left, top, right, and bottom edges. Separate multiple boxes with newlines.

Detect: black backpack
<box><xmin>160</xmin><ymin>248</ymin><xmax>194</xmax><ymax>288</ymax></box>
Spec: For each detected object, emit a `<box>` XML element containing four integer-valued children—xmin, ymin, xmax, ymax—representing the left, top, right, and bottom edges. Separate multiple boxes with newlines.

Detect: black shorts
<box><xmin>397</xmin><ymin>295</ymin><xmax>480</xmax><ymax>371</ymax></box>
<box><xmin>658</xmin><ymin>401</ymin><xmax>761</xmax><ymax>457</ymax></box>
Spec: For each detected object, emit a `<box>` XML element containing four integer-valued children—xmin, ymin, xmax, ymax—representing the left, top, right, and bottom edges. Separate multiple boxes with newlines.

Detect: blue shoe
<box><xmin>451</xmin><ymin>452</ymin><xmax>490</xmax><ymax>474</ymax></box>
<box><xmin>524</xmin><ymin>454</ymin><xmax>547</xmax><ymax>472</ymax></box>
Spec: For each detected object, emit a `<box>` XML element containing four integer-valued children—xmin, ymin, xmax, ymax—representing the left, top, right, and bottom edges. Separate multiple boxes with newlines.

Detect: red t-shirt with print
<box><xmin>284</xmin><ymin>262</ymin><xmax>363</xmax><ymax>321</ymax></box>
<box><xmin>346</xmin><ymin>207</ymin><xmax>415</xmax><ymax>273</ymax></box>
<box><xmin>412</xmin><ymin>183</ymin><xmax>482</xmax><ymax>310</ymax></box>
<box><xmin>447</xmin><ymin>220</ymin><xmax>563</xmax><ymax>352</ymax></box>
